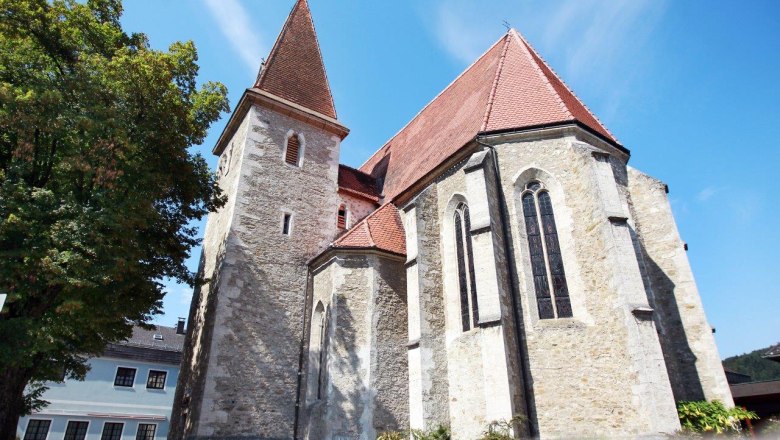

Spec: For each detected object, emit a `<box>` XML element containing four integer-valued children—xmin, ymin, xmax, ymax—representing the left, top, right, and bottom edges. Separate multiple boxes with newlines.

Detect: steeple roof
<box><xmin>360</xmin><ymin>29</ymin><xmax>620</xmax><ymax>201</ymax></box>
<box><xmin>255</xmin><ymin>0</ymin><xmax>337</xmax><ymax>119</ymax></box>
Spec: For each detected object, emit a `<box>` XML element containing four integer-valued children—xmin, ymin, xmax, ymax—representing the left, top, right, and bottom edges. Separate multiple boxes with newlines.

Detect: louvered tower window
<box><xmin>453</xmin><ymin>203</ymin><xmax>479</xmax><ymax>331</ymax></box>
<box><xmin>521</xmin><ymin>181</ymin><xmax>572</xmax><ymax>319</ymax></box>
<box><xmin>337</xmin><ymin>204</ymin><xmax>347</xmax><ymax>229</ymax></box>
<box><xmin>285</xmin><ymin>133</ymin><xmax>301</xmax><ymax>166</ymax></box>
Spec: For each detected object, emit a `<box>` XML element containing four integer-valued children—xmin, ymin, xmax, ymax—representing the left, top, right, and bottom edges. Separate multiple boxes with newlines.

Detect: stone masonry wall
<box><xmin>304</xmin><ymin>254</ymin><xmax>408</xmax><ymax>439</ymax></box>
<box><xmin>627</xmin><ymin>167</ymin><xmax>732</xmax><ymax>405</ymax></box>
<box><xmin>185</xmin><ymin>103</ymin><xmax>343</xmax><ymax>439</ymax></box>
<box><xmin>171</xmin><ymin>110</ymin><xmax>251</xmax><ymax>439</ymax></box>
<box><xmin>491</xmin><ymin>131</ymin><xmax>680</xmax><ymax>437</ymax></box>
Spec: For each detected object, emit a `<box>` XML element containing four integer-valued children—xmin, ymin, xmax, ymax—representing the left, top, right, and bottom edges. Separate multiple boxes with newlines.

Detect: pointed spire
<box><xmin>255</xmin><ymin>0</ymin><xmax>337</xmax><ymax>119</ymax></box>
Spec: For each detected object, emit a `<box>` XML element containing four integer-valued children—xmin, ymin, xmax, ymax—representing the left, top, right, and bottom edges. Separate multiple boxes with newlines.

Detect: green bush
<box><xmin>677</xmin><ymin>400</ymin><xmax>757</xmax><ymax>435</ymax></box>
<box><xmin>411</xmin><ymin>425</ymin><xmax>450</xmax><ymax>440</ymax></box>
<box><xmin>477</xmin><ymin>415</ymin><xmax>526</xmax><ymax>440</ymax></box>
<box><xmin>377</xmin><ymin>425</ymin><xmax>450</xmax><ymax>440</ymax></box>
<box><xmin>377</xmin><ymin>432</ymin><xmax>406</xmax><ymax>440</ymax></box>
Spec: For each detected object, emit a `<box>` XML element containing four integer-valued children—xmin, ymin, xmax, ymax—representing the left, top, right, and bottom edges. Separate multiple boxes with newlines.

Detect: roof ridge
<box><xmin>300</xmin><ymin>0</ymin><xmax>337</xmax><ymax>118</ymax></box>
<box><xmin>254</xmin><ymin>0</ymin><xmax>337</xmax><ymax>119</ymax></box>
<box><xmin>481</xmin><ymin>33</ymin><xmax>511</xmax><ymax>132</ymax></box>
<box><xmin>513</xmin><ymin>29</ymin><xmax>619</xmax><ymax>143</ymax></box>
<box><xmin>509</xmin><ymin>29</ymin><xmax>572</xmax><ymax>120</ymax></box>
<box><xmin>255</xmin><ymin>1</ymin><xmax>296</xmax><ymax>86</ymax></box>
<box><xmin>358</xmin><ymin>35</ymin><xmax>507</xmax><ymax>170</ymax></box>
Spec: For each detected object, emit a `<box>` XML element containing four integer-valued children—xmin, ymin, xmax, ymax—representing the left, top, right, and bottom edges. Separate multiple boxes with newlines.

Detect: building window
<box><xmin>282</xmin><ymin>212</ymin><xmax>292</xmax><ymax>235</ymax></box>
<box><xmin>64</xmin><ymin>421</ymin><xmax>89</xmax><ymax>440</ymax></box>
<box><xmin>453</xmin><ymin>203</ymin><xmax>479</xmax><ymax>331</ymax></box>
<box><xmin>101</xmin><ymin>423</ymin><xmax>123</xmax><ymax>440</ymax></box>
<box><xmin>114</xmin><ymin>367</ymin><xmax>136</xmax><ymax>387</ymax></box>
<box><xmin>146</xmin><ymin>370</ymin><xmax>167</xmax><ymax>389</ymax></box>
<box><xmin>136</xmin><ymin>424</ymin><xmax>156</xmax><ymax>440</ymax></box>
<box><xmin>23</xmin><ymin>420</ymin><xmax>50</xmax><ymax>440</ymax></box>
<box><xmin>285</xmin><ymin>133</ymin><xmax>301</xmax><ymax>166</ymax></box>
<box><xmin>337</xmin><ymin>204</ymin><xmax>347</xmax><ymax>229</ymax></box>
<box><xmin>521</xmin><ymin>181</ymin><xmax>572</xmax><ymax>319</ymax></box>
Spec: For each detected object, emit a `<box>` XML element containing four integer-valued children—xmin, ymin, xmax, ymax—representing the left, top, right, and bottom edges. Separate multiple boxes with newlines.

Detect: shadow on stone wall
<box><xmin>306</xmin><ymin>260</ymin><xmax>404</xmax><ymax>438</ymax></box>
<box><xmin>183</xmin><ymin>241</ymin><xmax>308</xmax><ymax>440</ymax></box>
<box><xmin>633</xmin><ymin>229</ymin><xmax>705</xmax><ymax>402</ymax></box>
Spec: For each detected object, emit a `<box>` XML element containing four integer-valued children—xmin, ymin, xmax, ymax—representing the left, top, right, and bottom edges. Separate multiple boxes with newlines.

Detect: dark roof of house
<box><xmin>765</xmin><ymin>343</ymin><xmax>780</xmax><ymax>362</ymax></box>
<box><xmin>103</xmin><ymin>324</ymin><xmax>185</xmax><ymax>365</ymax></box>
<box><xmin>359</xmin><ymin>29</ymin><xmax>620</xmax><ymax>201</ymax></box>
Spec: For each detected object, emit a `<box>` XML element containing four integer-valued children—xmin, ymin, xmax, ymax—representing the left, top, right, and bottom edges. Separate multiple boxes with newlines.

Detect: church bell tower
<box><xmin>170</xmin><ymin>1</ymin><xmax>348</xmax><ymax>438</ymax></box>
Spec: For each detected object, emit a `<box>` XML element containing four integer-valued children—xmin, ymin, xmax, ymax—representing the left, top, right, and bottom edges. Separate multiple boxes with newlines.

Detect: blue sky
<box><xmin>120</xmin><ymin>0</ymin><xmax>779</xmax><ymax>358</ymax></box>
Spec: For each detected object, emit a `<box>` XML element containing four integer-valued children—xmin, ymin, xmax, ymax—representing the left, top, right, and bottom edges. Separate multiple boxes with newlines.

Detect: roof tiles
<box><xmin>255</xmin><ymin>0</ymin><xmax>337</xmax><ymax>119</ymax></box>
<box><xmin>332</xmin><ymin>203</ymin><xmax>406</xmax><ymax>256</ymax></box>
<box><xmin>360</xmin><ymin>29</ymin><xmax>619</xmax><ymax>201</ymax></box>
<box><xmin>338</xmin><ymin>164</ymin><xmax>380</xmax><ymax>202</ymax></box>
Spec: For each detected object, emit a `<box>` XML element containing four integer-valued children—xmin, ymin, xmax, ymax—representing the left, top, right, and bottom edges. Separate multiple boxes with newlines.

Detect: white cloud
<box><xmin>431</xmin><ymin>0</ymin><xmax>667</xmax><ymax>122</ymax></box>
<box><xmin>697</xmin><ymin>186</ymin><xmax>718</xmax><ymax>202</ymax></box>
<box><xmin>203</xmin><ymin>0</ymin><xmax>266</xmax><ymax>73</ymax></box>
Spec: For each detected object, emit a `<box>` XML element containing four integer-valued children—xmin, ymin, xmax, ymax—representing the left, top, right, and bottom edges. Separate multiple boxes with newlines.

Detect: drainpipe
<box><xmin>293</xmin><ymin>269</ymin><xmax>314</xmax><ymax>439</ymax></box>
<box><xmin>475</xmin><ymin>135</ymin><xmax>536</xmax><ymax>437</ymax></box>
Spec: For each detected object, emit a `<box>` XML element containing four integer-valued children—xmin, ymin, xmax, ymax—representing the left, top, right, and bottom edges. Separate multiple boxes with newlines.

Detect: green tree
<box><xmin>0</xmin><ymin>0</ymin><xmax>228</xmax><ymax>437</ymax></box>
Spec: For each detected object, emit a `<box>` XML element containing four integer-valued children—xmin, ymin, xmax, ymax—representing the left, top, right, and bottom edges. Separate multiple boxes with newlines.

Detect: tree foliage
<box><xmin>0</xmin><ymin>0</ymin><xmax>228</xmax><ymax>434</ymax></box>
<box><xmin>722</xmin><ymin>345</ymin><xmax>780</xmax><ymax>382</ymax></box>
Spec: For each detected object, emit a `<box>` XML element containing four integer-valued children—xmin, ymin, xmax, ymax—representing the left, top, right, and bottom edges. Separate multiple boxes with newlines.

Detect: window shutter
<box><xmin>286</xmin><ymin>134</ymin><xmax>300</xmax><ymax>165</ymax></box>
<box><xmin>337</xmin><ymin>205</ymin><xmax>347</xmax><ymax>229</ymax></box>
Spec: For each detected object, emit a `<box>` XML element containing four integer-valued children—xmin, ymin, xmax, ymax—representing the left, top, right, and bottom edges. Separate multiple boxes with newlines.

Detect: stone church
<box><xmin>170</xmin><ymin>1</ymin><xmax>732</xmax><ymax>438</ymax></box>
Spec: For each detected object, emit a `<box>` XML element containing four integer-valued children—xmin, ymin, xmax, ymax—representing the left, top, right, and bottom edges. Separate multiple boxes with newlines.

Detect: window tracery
<box><xmin>521</xmin><ymin>181</ymin><xmax>572</xmax><ymax>319</ymax></box>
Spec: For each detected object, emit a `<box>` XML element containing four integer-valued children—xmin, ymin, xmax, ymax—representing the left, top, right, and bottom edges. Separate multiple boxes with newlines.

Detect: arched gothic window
<box><xmin>285</xmin><ymin>133</ymin><xmax>301</xmax><ymax>166</ymax></box>
<box><xmin>308</xmin><ymin>302</ymin><xmax>328</xmax><ymax>401</ymax></box>
<box><xmin>453</xmin><ymin>203</ymin><xmax>479</xmax><ymax>331</ymax></box>
<box><xmin>521</xmin><ymin>181</ymin><xmax>572</xmax><ymax>319</ymax></box>
<box><xmin>337</xmin><ymin>204</ymin><xmax>347</xmax><ymax>229</ymax></box>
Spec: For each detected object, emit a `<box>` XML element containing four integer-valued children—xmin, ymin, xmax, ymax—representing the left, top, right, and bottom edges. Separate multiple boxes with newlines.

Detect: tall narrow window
<box><xmin>337</xmin><ymin>204</ymin><xmax>347</xmax><ymax>229</ymax></box>
<box><xmin>285</xmin><ymin>133</ymin><xmax>301</xmax><ymax>166</ymax></box>
<box><xmin>308</xmin><ymin>302</ymin><xmax>328</xmax><ymax>401</ymax></box>
<box><xmin>282</xmin><ymin>213</ymin><xmax>292</xmax><ymax>236</ymax></box>
<box><xmin>453</xmin><ymin>203</ymin><xmax>479</xmax><ymax>331</ymax></box>
<box><xmin>521</xmin><ymin>181</ymin><xmax>572</xmax><ymax>319</ymax></box>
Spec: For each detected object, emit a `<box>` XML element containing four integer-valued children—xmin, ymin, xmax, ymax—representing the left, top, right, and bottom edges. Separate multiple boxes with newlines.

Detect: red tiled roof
<box><xmin>332</xmin><ymin>203</ymin><xmax>406</xmax><ymax>256</ymax></box>
<box><xmin>255</xmin><ymin>0</ymin><xmax>337</xmax><ymax>119</ymax></box>
<box><xmin>360</xmin><ymin>29</ymin><xmax>619</xmax><ymax>201</ymax></box>
<box><xmin>338</xmin><ymin>164</ymin><xmax>380</xmax><ymax>202</ymax></box>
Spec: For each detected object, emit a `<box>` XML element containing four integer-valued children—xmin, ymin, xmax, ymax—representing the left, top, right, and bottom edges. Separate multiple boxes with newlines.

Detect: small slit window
<box><xmin>521</xmin><ymin>181</ymin><xmax>572</xmax><ymax>319</ymax></box>
<box><xmin>285</xmin><ymin>133</ymin><xmax>301</xmax><ymax>166</ymax></box>
<box><xmin>282</xmin><ymin>213</ymin><xmax>292</xmax><ymax>236</ymax></box>
<box><xmin>337</xmin><ymin>204</ymin><xmax>347</xmax><ymax>229</ymax></box>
